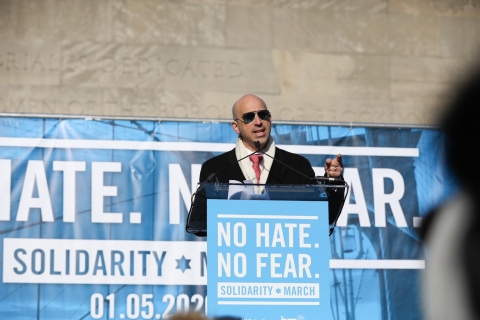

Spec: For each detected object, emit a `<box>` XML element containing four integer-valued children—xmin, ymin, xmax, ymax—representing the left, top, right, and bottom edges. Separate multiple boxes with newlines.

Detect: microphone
<box><xmin>254</xmin><ymin>140</ymin><xmax>349</xmax><ymax>236</ymax></box>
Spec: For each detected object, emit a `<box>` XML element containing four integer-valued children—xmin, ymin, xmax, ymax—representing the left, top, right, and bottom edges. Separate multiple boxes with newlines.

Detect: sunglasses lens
<box><xmin>242</xmin><ymin>112</ymin><xmax>256</xmax><ymax>124</ymax></box>
<box><xmin>258</xmin><ymin>110</ymin><xmax>270</xmax><ymax>120</ymax></box>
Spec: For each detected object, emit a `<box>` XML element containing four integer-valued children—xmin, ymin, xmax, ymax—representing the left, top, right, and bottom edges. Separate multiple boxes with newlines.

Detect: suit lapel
<box><xmin>219</xmin><ymin>149</ymin><xmax>246</xmax><ymax>182</ymax></box>
<box><xmin>266</xmin><ymin>147</ymin><xmax>288</xmax><ymax>184</ymax></box>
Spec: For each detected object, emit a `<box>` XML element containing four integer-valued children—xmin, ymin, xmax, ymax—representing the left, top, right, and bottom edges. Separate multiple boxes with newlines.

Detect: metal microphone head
<box><xmin>254</xmin><ymin>140</ymin><xmax>261</xmax><ymax>152</ymax></box>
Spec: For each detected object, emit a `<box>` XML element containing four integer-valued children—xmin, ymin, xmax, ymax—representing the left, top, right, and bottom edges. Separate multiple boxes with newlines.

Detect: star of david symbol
<box><xmin>175</xmin><ymin>255</ymin><xmax>192</xmax><ymax>273</ymax></box>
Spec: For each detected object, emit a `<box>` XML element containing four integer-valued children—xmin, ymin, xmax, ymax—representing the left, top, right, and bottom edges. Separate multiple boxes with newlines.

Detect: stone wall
<box><xmin>1</xmin><ymin>0</ymin><xmax>480</xmax><ymax>125</ymax></box>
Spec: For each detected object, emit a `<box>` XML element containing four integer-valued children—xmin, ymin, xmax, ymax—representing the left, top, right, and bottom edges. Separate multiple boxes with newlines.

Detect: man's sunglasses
<box><xmin>235</xmin><ymin>110</ymin><xmax>271</xmax><ymax>124</ymax></box>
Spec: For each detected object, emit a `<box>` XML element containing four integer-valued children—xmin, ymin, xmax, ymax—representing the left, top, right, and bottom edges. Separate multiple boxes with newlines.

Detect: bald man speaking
<box><xmin>188</xmin><ymin>94</ymin><xmax>345</xmax><ymax>236</ymax></box>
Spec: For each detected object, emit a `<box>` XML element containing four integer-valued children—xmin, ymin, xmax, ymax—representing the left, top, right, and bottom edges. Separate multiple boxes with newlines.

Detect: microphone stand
<box><xmin>186</xmin><ymin>149</ymin><xmax>263</xmax><ymax>235</ymax></box>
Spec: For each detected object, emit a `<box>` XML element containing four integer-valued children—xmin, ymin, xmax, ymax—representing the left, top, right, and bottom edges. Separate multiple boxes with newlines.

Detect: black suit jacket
<box><xmin>199</xmin><ymin>147</ymin><xmax>315</xmax><ymax>185</ymax></box>
<box><xmin>188</xmin><ymin>147</ymin><xmax>344</xmax><ymax>236</ymax></box>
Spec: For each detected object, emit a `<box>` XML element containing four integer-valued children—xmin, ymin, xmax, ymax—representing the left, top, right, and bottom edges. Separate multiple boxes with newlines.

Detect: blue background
<box><xmin>0</xmin><ymin>117</ymin><xmax>455</xmax><ymax>320</ymax></box>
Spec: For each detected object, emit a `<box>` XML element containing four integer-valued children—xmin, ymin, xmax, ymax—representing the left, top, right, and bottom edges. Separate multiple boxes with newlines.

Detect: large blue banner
<box><xmin>0</xmin><ymin>117</ymin><xmax>455</xmax><ymax>320</ymax></box>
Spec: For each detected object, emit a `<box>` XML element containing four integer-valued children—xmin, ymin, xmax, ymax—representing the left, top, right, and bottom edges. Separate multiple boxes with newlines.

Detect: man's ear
<box><xmin>231</xmin><ymin>121</ymin><xmax>240</xmax><ymax>134</ymax></box>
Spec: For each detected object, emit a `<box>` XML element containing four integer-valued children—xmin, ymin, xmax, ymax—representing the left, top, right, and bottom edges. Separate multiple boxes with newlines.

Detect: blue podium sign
<box><xmin>207</xmin><ymin>199</ymin><xmax>330</xmax><ymax>320</ymax></box>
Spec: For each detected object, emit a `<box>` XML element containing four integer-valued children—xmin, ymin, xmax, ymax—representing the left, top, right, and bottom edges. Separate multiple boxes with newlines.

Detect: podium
<box><xmin>187</xmin><ymin>183</ymin><xmax>345</xmax><ymax>320</ymax></box>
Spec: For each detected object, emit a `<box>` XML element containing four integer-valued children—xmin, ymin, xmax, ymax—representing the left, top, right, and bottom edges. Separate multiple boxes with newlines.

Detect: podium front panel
<box><xmin>207</xmin><ymin>199</ymin><xmax>331</xmax><ymax>320</ymax></box>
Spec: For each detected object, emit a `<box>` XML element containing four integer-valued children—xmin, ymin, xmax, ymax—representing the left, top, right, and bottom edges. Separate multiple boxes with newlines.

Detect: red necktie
<box><xmin>249</xmin><ymin>154</ymin><xmax>263</xmax><ymax>184</ymax></box>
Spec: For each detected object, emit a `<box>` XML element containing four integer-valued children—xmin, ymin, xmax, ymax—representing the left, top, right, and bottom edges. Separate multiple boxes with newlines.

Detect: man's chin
<box><xmin>254</xmin><ymin>137</ymin><xmax>269</xmax><ymax>148</ymax></box>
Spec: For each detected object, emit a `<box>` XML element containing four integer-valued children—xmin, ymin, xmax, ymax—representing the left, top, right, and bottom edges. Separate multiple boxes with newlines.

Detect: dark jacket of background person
<box><xmin>421</xmin><ymin>70</ymin><xmax>480</xmax><ymax>319</ymax></box>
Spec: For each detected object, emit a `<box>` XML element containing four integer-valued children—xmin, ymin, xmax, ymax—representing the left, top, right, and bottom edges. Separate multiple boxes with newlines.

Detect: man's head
<box><xmin>231</xmin><ymin>94</ymin><xmax>272</xmax><ymax>151</ymax></box>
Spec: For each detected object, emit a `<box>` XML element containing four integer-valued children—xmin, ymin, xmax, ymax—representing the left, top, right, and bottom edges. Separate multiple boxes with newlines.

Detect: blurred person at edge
<box><xmin>169</xmin><ymin>312</ymin><xmax>240</xmax><ymax>320</ymax></box>
<box><xmin>169</xmin><ymin>312</ymin><xmax>205</xmax><ymax>320</ymax></box>
<box><xmin>421</xmin><ymin>70</ymin><xmax>480</xmax><ymax>319</ymax></box>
